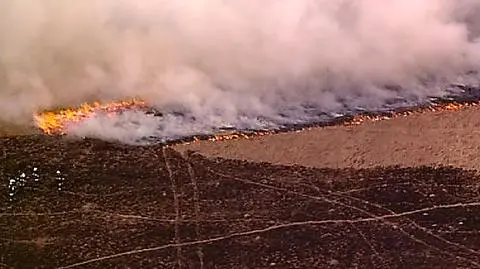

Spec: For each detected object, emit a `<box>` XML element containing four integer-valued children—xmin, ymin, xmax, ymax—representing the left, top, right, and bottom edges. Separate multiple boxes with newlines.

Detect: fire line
<box><xmin>33</xmin><ymin>99</ymin><xmax>478</xmax><ymax>144</ymax></box>
<box><xmin>34</xmin><ymin>99</ymin><xmax>146</xmax><ymax>135</ymax></box>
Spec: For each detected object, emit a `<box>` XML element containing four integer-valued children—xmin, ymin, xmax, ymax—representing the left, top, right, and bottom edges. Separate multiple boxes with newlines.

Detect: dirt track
<box><xmin>175</xmin><ymin>105</ymin><xmax>480</xmax><ymax>170</ymax></box>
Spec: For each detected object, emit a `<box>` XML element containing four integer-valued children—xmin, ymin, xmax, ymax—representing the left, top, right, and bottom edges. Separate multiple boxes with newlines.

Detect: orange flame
<box><xmin>344</xmin><ymin>102</ymin><xmax>476</xmax><ymax>126</ymax></box>
<box><xmin>34</xmin><ymin>98</ymin><xmax>478</xmax><ymax>143</ymax></box>
<box><xmin>187</xmin><ymin>101</ymin><xmax>479</xmax><ymax>143</ymax></box>
<box><xmin>34</xmin><ymin>99</ymin><xmax>146</xmax><ymax>135</ymax></box>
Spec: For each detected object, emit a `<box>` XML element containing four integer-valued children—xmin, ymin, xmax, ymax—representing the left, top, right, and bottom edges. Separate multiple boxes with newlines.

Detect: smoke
<box><xmin>2</xmin><ymin>0</ymin><xmax>480</xmax><ymax>142</ymax></box>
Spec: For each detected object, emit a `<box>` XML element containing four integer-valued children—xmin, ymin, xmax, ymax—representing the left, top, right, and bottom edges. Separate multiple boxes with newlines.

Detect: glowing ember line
<box><xmin>344</xmin><ymin>102</ymin><xmax>476</xmax><ymax>126</ymax></box>
<box><xmin>34</xmin><ymin>99</ymin><xmax>146</xmax><ymax>135</ymax></box>
<box><xmin>183</xmin><ymin>101</ymin><xmax>479</xmax><ymax>144</ymax></box>
<box><xmin>34</xmin><ymin>98</ymin><xmax>478</xmax><ymax>144</ymax></box>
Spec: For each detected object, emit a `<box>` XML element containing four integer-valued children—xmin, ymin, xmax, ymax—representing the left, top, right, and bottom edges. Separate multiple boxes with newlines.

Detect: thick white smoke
<box><xmin>1</xmin><ymin>0</ymin><xmax>480</xmax><ymax>142</ymax></box>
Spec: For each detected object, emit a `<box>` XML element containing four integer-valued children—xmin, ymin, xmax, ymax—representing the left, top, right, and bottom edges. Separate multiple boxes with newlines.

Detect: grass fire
<box><xmin>34</xmin><ymin>99</ymin><xmax>146</xmax><ymax>135</ymax></box>
<box><xmin>32</xmin><ymin>98</ymin><xmax>480</xmax><ymax>145</ymax></box>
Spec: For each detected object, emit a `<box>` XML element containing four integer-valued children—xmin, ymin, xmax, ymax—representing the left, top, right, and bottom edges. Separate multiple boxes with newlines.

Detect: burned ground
<box><xmin>1</xmin><ymin>135</ymin><xmax>480</xmax><ymax>268</ymax></box>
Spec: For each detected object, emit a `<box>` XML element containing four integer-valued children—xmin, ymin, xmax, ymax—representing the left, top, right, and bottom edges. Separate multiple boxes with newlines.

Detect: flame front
<box><xmin>34</xmin><ymin>99</ymin><xmax>146</xmax><ymax>135</ymax></box>
<box><xmin>192</xmin><ymin>101</ymin><xmax>479</xmax><ymax>143</ymax></box>
<box><xmin>34</xmin><ymin>98</ymin><xmax>478</xmax><ymax>143</ymax></box>
<box><xmin>345</xmin><ymin>102</ymin><xmax>476</xmax><ymax>126</ymax></box>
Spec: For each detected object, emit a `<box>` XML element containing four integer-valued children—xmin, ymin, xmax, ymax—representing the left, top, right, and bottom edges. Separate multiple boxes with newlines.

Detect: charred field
<box><xmin>1</xmin><ymin>85</ymin><xmax>480</xmax><ymax>268</ymax></box>
<box><xmin>5</xmin><ymin>1</ymin><xmax>480</xmax><ymax>267</ymax></box>
<box><xmin>1</xmin><ymin>135</ymin><xmax>480</xmax><ymax>268</ymax></box>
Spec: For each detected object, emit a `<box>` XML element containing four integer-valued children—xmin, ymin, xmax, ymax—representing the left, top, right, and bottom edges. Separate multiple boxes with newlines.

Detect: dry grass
<box><xmin>175</xmin><ymin>105</ymin><xmax>480</xmax><ymax>170</ymax></box>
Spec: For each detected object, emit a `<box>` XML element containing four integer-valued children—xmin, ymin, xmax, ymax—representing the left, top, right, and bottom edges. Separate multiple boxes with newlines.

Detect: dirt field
<box><xmin>175</xmin><ymin>105</ymin><xmax>480</xmax><ymax>170</ymax></box>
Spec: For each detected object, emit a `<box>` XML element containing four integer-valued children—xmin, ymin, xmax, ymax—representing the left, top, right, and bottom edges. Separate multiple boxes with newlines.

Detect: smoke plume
<box><xmin>1</xmin><ymin>0</ymin><xmax>480</xmax><ymax>142</ymax></box>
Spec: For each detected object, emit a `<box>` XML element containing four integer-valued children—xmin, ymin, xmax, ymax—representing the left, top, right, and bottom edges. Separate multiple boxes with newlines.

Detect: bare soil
<box><xmin>175</xmin><ymin>105</ymin><xmax>480</xmax><ymax>170</ymax></box>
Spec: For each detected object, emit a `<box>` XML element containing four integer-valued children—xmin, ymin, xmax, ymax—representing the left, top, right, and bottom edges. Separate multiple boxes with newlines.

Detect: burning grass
<box><xmin>200</xmin><ymin>101</ymin><xmax>480</xmax><ymax>143</ymax></box>
<box><xmin>33</xmin><ymin>99</ymin><xmax>146</xmax><ymax>135</ymax></box>
<box><xmin>32</xmin><ymin>98</ymin><xmax>480</xmax><ymax>144</ymax></box>
<box><xmin>345</xmin><ymin>102</ymin><xmax>476</xmax><ymax>125</ymax></box>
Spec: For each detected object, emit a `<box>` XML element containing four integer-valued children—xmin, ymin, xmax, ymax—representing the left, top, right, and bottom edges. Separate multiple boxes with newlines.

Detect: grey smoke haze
<box><xmin>1</xmin><ymin>0</ymin><xmax>480</xmax><ymax>142</ymax></box>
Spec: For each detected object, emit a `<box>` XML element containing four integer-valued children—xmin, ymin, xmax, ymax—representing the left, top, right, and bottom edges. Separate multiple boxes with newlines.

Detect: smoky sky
<box><xmin>1</xmin><ymin>1</ymin><xmax>480</xmax><ymax>142</ymax></box>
